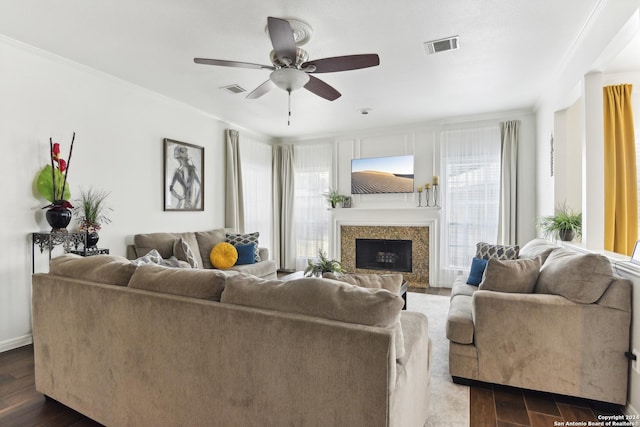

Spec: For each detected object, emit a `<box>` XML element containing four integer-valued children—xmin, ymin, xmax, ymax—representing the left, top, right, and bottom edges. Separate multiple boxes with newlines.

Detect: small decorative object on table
<box><xmin>342</xmin><ymin>196</ymin><xmax>352</xmax><ymax>208</ymax></box>
<box><xmin>73</xmin><ymin>188</ymin><xmax>113</xmax><ymax>249</ymax></box>
<box><xmin>417</xmin><ymin>185</ymin><xmax>423</xmax><ymax>207</ymax></box>
<box><xmin>35</xmin><ymin>133</ymin><xmax>76</xmax><ymax>231</ymax></box>
<box><xmin>538</xmin><ymin>202</ymin><xmax>582</xmax><ymax>241</ymax></box>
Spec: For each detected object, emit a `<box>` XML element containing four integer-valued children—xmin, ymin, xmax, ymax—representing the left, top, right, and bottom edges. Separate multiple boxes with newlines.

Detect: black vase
<box><xmin>86</xmin><ymin>231</ymin><xmax>100</xmax><ymax>248</ymax></box>
<box><xmin>45</xmin><ymin>203</ymin><xmax>72</xmax><ymax>231</ymax></box>
<box><xmin>558</xmin><ymin>229</ymin><xmax>575</xmax><ymax>241</ymax></box>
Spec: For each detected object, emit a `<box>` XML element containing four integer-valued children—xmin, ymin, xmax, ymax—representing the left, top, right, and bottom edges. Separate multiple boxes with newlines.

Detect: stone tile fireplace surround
<box><xmin>331</xmin><ymin>208</ymin><xmax>439</xmax><ymax>289</ymax></box>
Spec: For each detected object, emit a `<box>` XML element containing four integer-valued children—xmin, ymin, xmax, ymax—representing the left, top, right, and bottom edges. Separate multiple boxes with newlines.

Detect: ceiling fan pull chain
<box><xmin>288</xmin><ymin>89</ymin><xmax>292</xmax><ymax>126</ymax></box>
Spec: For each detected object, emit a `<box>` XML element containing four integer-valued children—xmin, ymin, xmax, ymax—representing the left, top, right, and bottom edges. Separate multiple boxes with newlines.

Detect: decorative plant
<box><xmin>304</xmin><ymin>250</ymin><xmax>345</xmax><ymax>277</ymax></box>
<box><xmin>73</xmin><ymin>188</ymin><xmax>113</xmax><ymax>231</ymax></box>
<box><xmin>36</xmin><ymin>133</ymin><xmax>75</xmax><ymax>208</ymax></box>
<box><xmin>323</xmin><ymin>188</ymin><xmax>345</xmax><ymax>208</ymax></box>
<box><xmin>538</xmin><ymin>203</ymin><xmax>582</xmax><ymax>241</ymax></box>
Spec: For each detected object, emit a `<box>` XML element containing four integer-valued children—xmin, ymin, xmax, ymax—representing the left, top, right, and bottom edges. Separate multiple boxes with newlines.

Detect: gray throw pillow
<box><xmin>475</xmin><ymin>242</ymin><xmax>520</xmax><ymax>260</ymax></box>
<box><xmin>173</xmin><ymin>237</ymin><xmax>198</xmax><ymax>268</ymax></box>
<box><xmin>535</xmin><ymin>249</ymin><xmax>613</xmax><ymax>304</ymax></box>
<box><xmin>478</xmin><ymin>257</ymin><xmax>542</xmax><ymax>293</ymax></box>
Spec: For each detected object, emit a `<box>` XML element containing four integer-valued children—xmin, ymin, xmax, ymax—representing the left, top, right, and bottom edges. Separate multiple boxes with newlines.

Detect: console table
<box><xmin>32</xmin><ymin>231</ymin><xmax>85</xmax><ymax>273</ymax></box>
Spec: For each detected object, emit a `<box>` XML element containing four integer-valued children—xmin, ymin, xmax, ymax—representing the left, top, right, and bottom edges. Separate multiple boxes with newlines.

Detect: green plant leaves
<box><xmin>36</xmin><ymin>165</ymin><xmax>70</xmax><ymax>203</ymax></box>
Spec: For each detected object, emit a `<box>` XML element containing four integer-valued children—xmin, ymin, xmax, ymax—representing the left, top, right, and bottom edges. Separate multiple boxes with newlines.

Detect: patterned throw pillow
<box><xmin>173</xmin><ymin>238</ymin><xmax>198</xmax><ymax>268</ymax></box>
<box><xmin>475</xmin><ymin>242</ymin><xmax>520</xmax><ymax>260</ymax></box>
<box><xmin>226</xmin><ymin>232</ymin><xmax>261</xmax><ymax>262</ymax></box>
<box><xmin>210</xmin><ymin>242</ymin><xmax>238</xmax><ymax>269</ymax></box>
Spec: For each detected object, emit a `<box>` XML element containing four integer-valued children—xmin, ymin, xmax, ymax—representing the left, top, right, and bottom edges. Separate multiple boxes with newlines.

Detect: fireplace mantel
<box><xmin>329</xmin><ymin>207</ymin><xmax>440</xmax><ymax>287</ymax></box>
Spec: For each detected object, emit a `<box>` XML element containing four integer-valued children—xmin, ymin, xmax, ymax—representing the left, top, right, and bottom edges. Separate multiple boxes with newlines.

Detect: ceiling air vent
<box><xmin>220</xmin><ymin>84</ymin><xmax>247</xmax><ymax>94</ymax></box>
<box><xmin>424</xmin><ymin>36</ymin><xmax>459</xmax><ymax>55</ymax></box>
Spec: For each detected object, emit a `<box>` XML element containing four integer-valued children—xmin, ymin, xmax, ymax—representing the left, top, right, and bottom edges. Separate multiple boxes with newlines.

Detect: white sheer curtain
<box><xmin>293</xmin><ymin>143</ymin><xmax>333</xmax><ymax>271</ymax></box>
<box><xmin>441</xmin><ymin>125</ymin><xmax>501</xmax><ymax>276</ymax></box>
<box><xmin>240</xmin><ymin>136</ymin><xmax>273</xmax><ymax>253</ymax></box>
<box><xmin>225</xmin><ymin>129</ymin><xmax>244</xmax><ymax>232</ymax></box>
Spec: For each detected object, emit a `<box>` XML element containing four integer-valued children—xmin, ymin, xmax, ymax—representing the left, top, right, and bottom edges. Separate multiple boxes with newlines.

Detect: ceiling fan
<box><xmin>194</xmin><ymin>17</ymin><xmax>380</xmax><ymax>105</ymax></box>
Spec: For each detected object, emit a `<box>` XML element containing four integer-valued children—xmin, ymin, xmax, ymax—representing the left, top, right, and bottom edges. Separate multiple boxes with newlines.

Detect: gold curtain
<box><xmin>603</xmin><ymin>84</ymin><xmax>637</xmax><ymax>255</ymax></box>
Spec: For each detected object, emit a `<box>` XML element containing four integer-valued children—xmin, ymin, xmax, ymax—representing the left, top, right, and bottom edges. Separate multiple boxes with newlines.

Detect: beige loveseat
<box><xmin>446</xmin><ymin>238</ymin><xmax>632</xmax><ymax>405</ymax></box>
<box><xmin>126</xmin><ymin>228</ymin><xmax>277</xmax><ymax>279</ymax></box>
<box><xmin>32</xmin><ymin>254</ymin><xmax>431</xmax><ymax>427</ymax></box>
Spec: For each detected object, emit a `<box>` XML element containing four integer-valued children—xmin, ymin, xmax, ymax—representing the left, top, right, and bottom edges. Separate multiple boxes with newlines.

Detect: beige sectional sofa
<box><xmin>446</xmin><ymin>238</ymin><xmax>632</xmax><ymax>405</ymax></box>
<box><xmin>126</xmin><ymin>228</ymin><xmax>278</xmax><ymax>279</ymax></box>
<box><xmin>32</xmin><ymin>254</ymin><xmax>431</xmax><ymax>427</ymax></box>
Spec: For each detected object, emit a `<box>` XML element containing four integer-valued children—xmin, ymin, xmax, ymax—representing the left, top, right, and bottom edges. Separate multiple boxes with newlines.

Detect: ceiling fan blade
<box><xmin>304</xmin><ymin>75</ymin><xmax>341</xmax><ymax>101</ymax></box>
<box><xmin>246</xmin><ymin>80</ymin><xmax>275</xmax><ymax>99</ymax></box>
<box><xmin>194</xmin><ymin>58</ymin><xmax>273</xmax><ymax>70</ymax></box>
<box><xmin>267</xmin><ymin>17</ymin><xmax>297</xmax><ymax>64</ymax></box>
<box><xmin>303</xmin><ymin>54</ymin><xmax>380</xmax><ymax>73</ymax></box>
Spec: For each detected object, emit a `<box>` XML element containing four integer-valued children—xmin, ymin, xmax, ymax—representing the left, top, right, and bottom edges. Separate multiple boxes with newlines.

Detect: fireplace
<box><xmin>340</xmin><ymin>225</ymin><xmax>429</xmax><ymax>288</ymax></box>
<box><xmin>355</xmin><ymin>239</ymin><xmax>412</xmax><ymax>272</ymax></box>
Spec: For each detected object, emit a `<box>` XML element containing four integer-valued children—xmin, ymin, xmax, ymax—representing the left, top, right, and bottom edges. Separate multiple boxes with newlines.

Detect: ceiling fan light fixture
<box><xmin>270</xmin><ymin>68</ymin><xmax>310</xmax><ymax>91</ymax></box>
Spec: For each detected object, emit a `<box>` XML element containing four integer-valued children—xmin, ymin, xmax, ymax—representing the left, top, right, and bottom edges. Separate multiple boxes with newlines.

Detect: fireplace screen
<box><xmin>355</xmin><ymin>238</ymin><xmax>412</xmax><ymax>272</ymax></box>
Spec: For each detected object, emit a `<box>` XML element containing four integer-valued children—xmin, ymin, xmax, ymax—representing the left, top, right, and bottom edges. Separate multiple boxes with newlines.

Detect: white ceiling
<box><xmin>1</xmin><ymin>0</ymin><xmax>638</xmax><ymax>139</ymax></box>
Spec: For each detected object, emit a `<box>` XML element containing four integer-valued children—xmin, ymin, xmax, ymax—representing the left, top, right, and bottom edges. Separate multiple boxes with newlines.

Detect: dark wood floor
<box><xmin>470</xmin><ymin>381</ymin><xmax>626</xmax><ymax>427</ymax></box>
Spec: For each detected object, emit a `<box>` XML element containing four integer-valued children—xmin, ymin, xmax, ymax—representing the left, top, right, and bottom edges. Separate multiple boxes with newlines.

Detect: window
<box><xmin>240</xmin><ymin>137</ymin><xmax>273</xmax><ymax>252</ymax></box>
<box><xmin>441</xmin><ymin>126</ymin><xmax>501</xmax><ymax>271</ymax></box>
<box><xmin>293</xmin><ymin>143</ymin><xmax>333</xmax><ymax>271</ymax></box>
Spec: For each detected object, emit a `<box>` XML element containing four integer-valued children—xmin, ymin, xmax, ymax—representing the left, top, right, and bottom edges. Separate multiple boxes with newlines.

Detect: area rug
<box><xmin>407</xmin><ymin>292</ymin><xmax>470</xmax><ymax>427</ymax></box>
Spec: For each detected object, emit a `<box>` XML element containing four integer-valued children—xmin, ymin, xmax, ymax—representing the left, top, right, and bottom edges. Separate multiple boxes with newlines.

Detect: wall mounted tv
<box><xmin>351</xmin><ymin>154</ymin><xmax>414</xmax><ymax>194</ymax></box>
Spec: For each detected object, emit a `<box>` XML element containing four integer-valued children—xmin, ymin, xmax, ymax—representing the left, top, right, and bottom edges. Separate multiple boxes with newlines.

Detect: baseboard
<box><xmin>0</xmin><ymin>334</ymin><xmax>33</xmax><ymax>353</ymax></box>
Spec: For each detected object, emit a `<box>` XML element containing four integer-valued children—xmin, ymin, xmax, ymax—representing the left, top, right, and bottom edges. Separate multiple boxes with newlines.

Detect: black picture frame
<box><xmin>163</xmin><ymin>138</ymin><xmax>204</xmax><ymax>211</ymax></box>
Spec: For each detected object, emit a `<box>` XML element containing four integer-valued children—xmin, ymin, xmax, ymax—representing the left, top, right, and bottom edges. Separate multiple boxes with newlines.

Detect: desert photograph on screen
<box><xmin>351</xmin><ymin>155</ymin><xmax>414</xmax><ymax>194</ymax></box>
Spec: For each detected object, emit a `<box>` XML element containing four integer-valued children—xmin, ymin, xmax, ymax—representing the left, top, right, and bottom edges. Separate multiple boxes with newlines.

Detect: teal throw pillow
<box><xmin>235</xmin><ymin>243</ymin><xmax>256</xmax><ymax>265</ymax></box>
<box><xmin>467</xmin><ymin>257</ymin><xmax>488</xmax><ymax>286</ymax></box>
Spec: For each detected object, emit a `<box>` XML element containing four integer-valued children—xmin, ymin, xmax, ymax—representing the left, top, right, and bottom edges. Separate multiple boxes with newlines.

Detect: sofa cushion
<box><xmin>518</xmin><ymin>238</ymin><xmax>557</xmax><ymax>263</ymax></box>
<box><xmin>234</xmin><ymin>243</ymin><xmax>256</xmax><ymax>265</ymax></box>
<box><xmin>322</xmin><ymin>272</ymin><xmax>404</xmax><ymax>294</ymax></box>
<box><xmin>195</xmin><ymin>229</ymin><xmax>228</xmax><ymax>269</ymax></box>
<box><xmin>479</xmin><ymin>257</ymin><xmax>542</xmax><ymax>293</ymax></box>
<box><xmin>446</xmin><ymin>295</ymin><xmax>474</xmax><ymax>344</ymax></box>
<box><xmin>49</xmin><ymin>254</ymin><xmax>137</xmax><ymax>286</ymax></box>
<box><xmin>475</xmin><ymin>242</ymin><xmax>519</xmax><ymax>260</ymax></box>
<box><xmin>466</xmin><ymin>258</ymin><xmax>488</xmax><ymax>286</ymax></box>
<box><xmin>173</xmin><ymin>237</ymin><xmax>199</xmax><ymax>268</ymax></box>
<box><xmin>210</xmin><ymin>242</ymin><xmax>238</xmax><ymax>269</ymax></box>
<box><xmin>128</xmin><ymin>264</ymin><xmax>236</xmax><ymax>301</ymax></box>
<box><xmin>535</xmin><ymin>249</ymin><xmax>613</xmax><ymax>304</ymax></box>
<box><xmin>221</xmin><ymin>274</ymin><xmax>405</xmax><ymax>357</ymax></box>
<box><xmin>226</xmin><ymin>232</ymin><xmax>261</xmax><ymax>262</ymax></box>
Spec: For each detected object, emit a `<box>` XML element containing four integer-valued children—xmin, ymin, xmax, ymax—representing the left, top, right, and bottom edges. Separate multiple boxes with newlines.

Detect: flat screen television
<box><xmin>351</xmin><ymin>154</ymin><xmax>414</xmax><ymax>194</ymax></box>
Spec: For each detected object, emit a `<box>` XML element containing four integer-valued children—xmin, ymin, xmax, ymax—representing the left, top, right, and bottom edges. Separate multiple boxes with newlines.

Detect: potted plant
<box><xmin>538</xmin><ymin>203</ymin><xmax>582</xmax><ymax>241</ymax></box>
<box><xmin>73</xmin><ymin>188</ymin><xmax>113</xmax><ymax>248</ymax></box>
<box><xmin>323</xmin><ymin>188</ymin><xmax>345</xmax><ymax>208</ymax></box>
<box><xmin>304</xmin><ymin>250</ymin><xmax>345</xmax><ymax>277</ymax></box>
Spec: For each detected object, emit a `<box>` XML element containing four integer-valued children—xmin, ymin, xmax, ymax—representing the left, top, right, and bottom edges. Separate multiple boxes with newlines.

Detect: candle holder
<box><xmin>424</xmin><ymin>188</ymin><xmax>431</xmax><ymax>207</ymax></box>
<box><xmin>433</xmin><ymin>184</ymin><xmax>440</xmax><ymax>207</ymax></box>
<box><xmin>417</xmin><ymin>191</ymin><xmax>423</xmax><ymax>207</ymax></box>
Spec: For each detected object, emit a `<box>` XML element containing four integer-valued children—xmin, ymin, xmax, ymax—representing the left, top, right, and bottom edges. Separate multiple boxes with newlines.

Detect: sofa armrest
<box><xmin>472</xmin><ymin>290</ymin><xmax>630</xmax><ymax>404</ymax></box>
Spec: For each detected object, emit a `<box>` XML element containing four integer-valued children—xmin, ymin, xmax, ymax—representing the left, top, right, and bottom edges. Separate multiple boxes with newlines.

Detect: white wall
<box><xmin>289</xmin><ymin>110</ymin><xmax>537</xmax><ymax>286</ymax></box>
<box><xmin>0</xmin><ymin>36</ymin><xmax>270</xmax><ymax>351</ymax></box>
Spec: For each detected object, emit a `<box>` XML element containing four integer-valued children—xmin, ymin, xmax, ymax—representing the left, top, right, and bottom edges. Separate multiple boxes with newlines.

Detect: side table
<box><xmin>32</xmin><ymin>231</ymin><xmax>85</xmax><ymax>273</ymax></box>
<box><xmin>70</xmin><ymin>248</ymin><xmax>110</xmax><ymax>257</ymax></box>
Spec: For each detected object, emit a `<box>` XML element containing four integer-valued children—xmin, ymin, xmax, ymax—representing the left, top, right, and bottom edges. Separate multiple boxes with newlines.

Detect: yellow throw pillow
<box><xmin>210</xmin><ymin>242</ymin><xmax>238</xmax><ymax>269</ymax></box>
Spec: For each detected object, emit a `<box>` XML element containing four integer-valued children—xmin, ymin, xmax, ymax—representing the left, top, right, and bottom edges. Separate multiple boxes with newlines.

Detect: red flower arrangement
<box><xmin>36</xmin><ymin>132</ymin><xmax>75</xmax><ymax>209</ymax></box>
